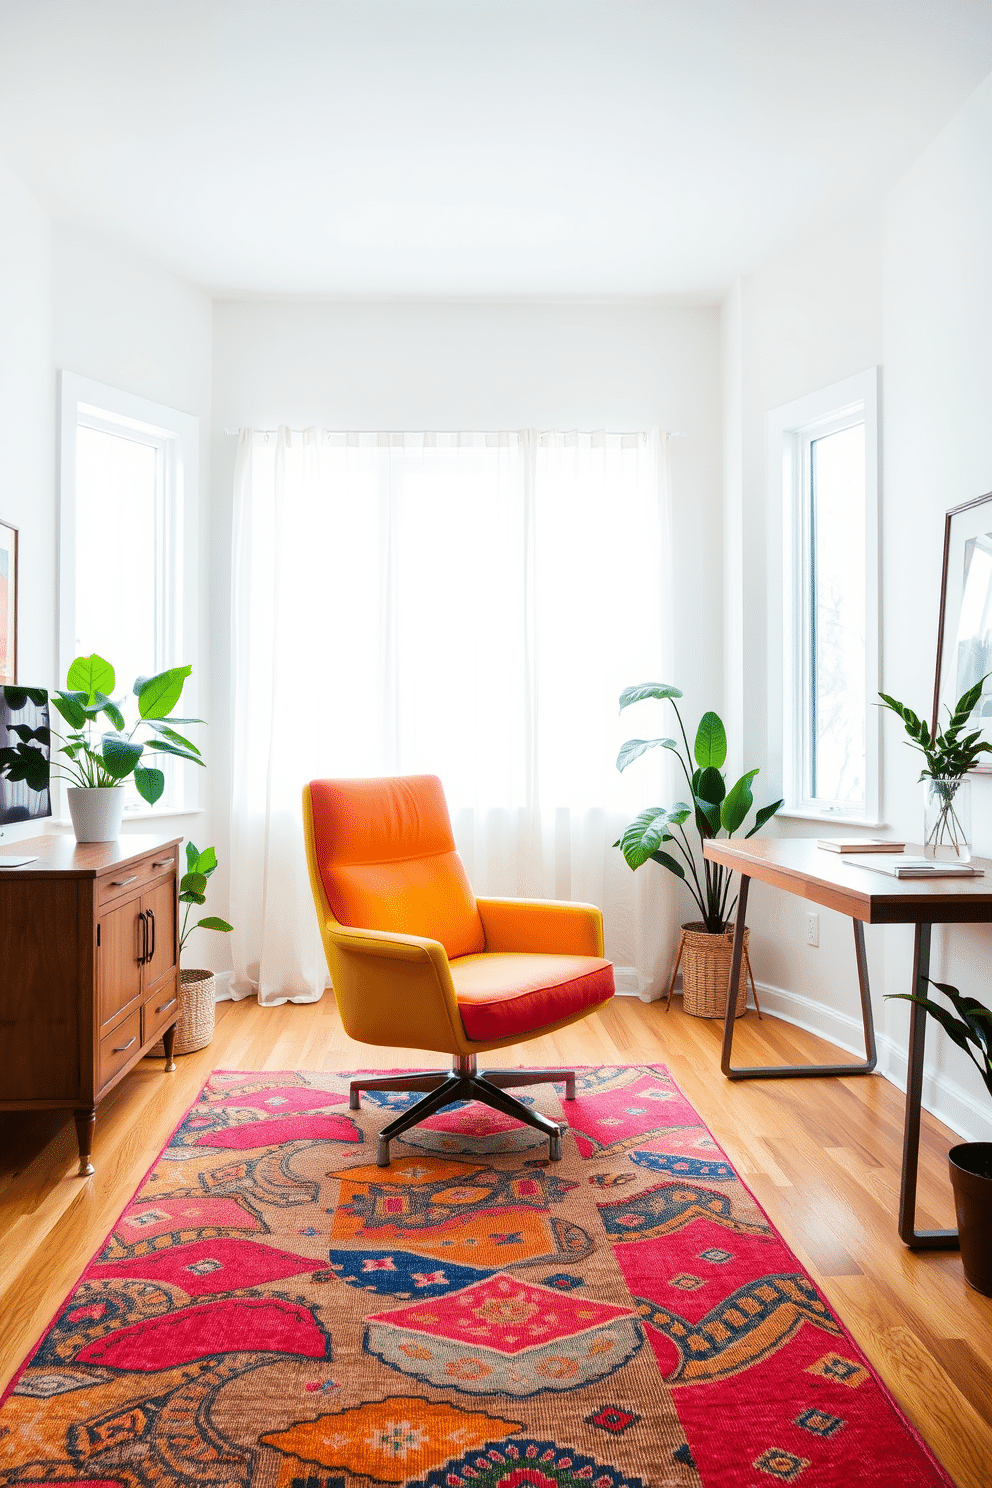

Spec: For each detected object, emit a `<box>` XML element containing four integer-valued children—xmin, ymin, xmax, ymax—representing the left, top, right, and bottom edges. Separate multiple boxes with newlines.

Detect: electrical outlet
<box><xmin>806</xmin><ymin>911</ymin><xmax>819</xmax><ymax>948</ymax></box>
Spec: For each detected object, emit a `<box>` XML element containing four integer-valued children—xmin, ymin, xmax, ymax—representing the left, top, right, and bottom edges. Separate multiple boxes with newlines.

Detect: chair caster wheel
<box><xmin>377</xmin><ymin>1137</ymin><xmax>391</xmax><ymax>1167</ymax></box>
<box><xmin>350</xmin><ymin>1089</ymin><xmax>361</xmax><ymax>1110</ymax></box>
<box><xmin>548</xmin><ymin>1129</ymin><xmax>563</xmax><ymax>1162</ymax></box>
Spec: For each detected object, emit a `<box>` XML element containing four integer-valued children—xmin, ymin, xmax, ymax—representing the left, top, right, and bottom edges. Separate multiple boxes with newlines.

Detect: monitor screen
<box><xmin>0</xmin><ymin>686</ymin><xmax>52</xmax><ymax>825</ymax></box>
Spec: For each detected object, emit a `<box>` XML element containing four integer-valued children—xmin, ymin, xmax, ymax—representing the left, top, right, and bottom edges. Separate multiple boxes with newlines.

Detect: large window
<box><xmin>59</xmin><ymin>373</ymin><xmax>198</xmax><ymax>812</ymax></box>
<box><xmin>770</xmin><ymin>369</ymin><xmax>879</xmax><ymax>822</ymax></box>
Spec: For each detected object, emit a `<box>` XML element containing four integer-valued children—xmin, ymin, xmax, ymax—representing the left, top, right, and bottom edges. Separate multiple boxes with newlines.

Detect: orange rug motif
<box><xmin>0</xmin><ymin>1066</ymin><xmax>952</xmax><ymax>1487</ymax></box>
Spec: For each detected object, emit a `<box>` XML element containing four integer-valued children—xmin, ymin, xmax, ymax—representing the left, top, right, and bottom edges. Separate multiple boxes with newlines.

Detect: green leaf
<box><xmin>92</xmin><ymin>692</ymin><xmax>126</xmax><ymax>732</ymax></box>
<box><xmin>186</xmin><ymin>840</ymin><xmax>200</xmax><ymax>873</ymax></box>
<box><xmin>66</xmin><ymin>654</ymin><xmax>115</xmax><ymax>702</ymax></box>
<box><xmin>619</xmin><ymin>682</ymin><xmax>683</xmax><ymax>711</ymax></box>
<box><xmin>693</xmin><ymin>796</ymin><xmax>720</xmax><ymax>836</ymax></box>
<box><xmin>145</xmin><ymin>738</ymin><xmax>205</xmax><ymax>766</ymax></box>
<box><xmin>133</xmin><ymin>763</ymin><xmax>165</xmax><ymax>805</ymax></box>
<box><xmin>192</xmin><ymin>845</ymin><xmax>218</xmax><ymax>875</ymax></box>
<box><xmin>618</xmin><ymin>806</ymin><xmax>689</xmax><ymax>869</ymax></box>
<box><xmin>51</xmin><ymin>690</ymin><xmax>89</xmax><ymax>729</ymax></box>
<box><xmin>648</xmin><ymin>849</ymin><xmax>686</xmax><ymax>879</ymax></box>
<box><xmin>181</xmin><ymin>871</ymin><xmax>208</xmax><ymax>898</ymax></box>
<box><xmin>697</xmin><ymin>765</ymin><xmax>725</xmax><ymax>804</ymax></box>
<box><xmin>721</xmin><ymin>768</ymin><xmax>760</xmax><ymax>833</ymax></box>
<box><xmin>196</xmin><ymin>916</ymin><xmax>233</xmax><ymax>933</ymax></box>
<box><xmin>145</xmin><ymin>721</ymin><xmax>202</xmax><ymax>756</ymax></box>
<box><xmin>745</xmin><ymin>798</ymin><xmax>784</xmax><ymax>838</ymax></box>
<box><xmin>100</xmin><ymin>734</ymin><xmax>143</xmax><ymax>780</ymax></box>
<box><xmin>616</xmin><ymin>737</ymin><xmax>678</xmax><ymax>772</ymax></box>
<box><xmin>886</xmin><ymin>992</ymin><xmax>980</xmax><ymax>1056</ymax></box>
<box><xmin>694</xmin><ymin>711</ymin><xmax>727</xmax><ymax>769</ymax></box>
<box><xmin>135</xmin><ymin>665</ymin><xmax>192</xmax><ymax>720</ymax></box>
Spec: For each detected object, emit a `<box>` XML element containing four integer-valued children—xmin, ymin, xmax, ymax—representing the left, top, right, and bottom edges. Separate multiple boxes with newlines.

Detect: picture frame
<box><xmin>932</xmin><ymin>490</ymin><xmax>992</xmax><ymax>772</ymax></box>
<box><xmin>0</xmin><ymin>517</ymin><xmax>16</xmax><ymax>686</ymax></box>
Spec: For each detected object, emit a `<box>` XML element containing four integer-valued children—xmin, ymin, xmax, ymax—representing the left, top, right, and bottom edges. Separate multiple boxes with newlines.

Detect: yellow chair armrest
<box><xmin>321</xmin><ymin>921</ymin><xmax>471</xmax><ymax>1056</ymax></box>
<box><xmin>475</xmin><ymin>897</ymin><xmax>605</xmax><ymax>957</ymax></box>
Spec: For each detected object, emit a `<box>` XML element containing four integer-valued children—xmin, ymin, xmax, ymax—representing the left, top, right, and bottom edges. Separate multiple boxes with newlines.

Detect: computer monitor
<box><xmin>0</xmin><ymin>686</ymin><xmax>52</xmax><ymax>825</ymax></box>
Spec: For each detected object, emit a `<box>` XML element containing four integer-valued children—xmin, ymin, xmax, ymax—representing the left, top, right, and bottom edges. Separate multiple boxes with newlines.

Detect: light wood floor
<box><xmin>1</xmin><ymin>995</ymin><xmax>990</xmax><ymax>1486</ymax></box>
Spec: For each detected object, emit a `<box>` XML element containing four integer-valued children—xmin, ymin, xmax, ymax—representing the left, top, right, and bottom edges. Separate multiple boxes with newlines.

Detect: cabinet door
<box><xmin>97</xmin><ymin>899</ymin><xmax>144</xmax><ymax>1036</ymax></box>
<box><xmin>141</xmin><ymin>877</ymin><xmax>177</xmax><ymax>993</ymax></box>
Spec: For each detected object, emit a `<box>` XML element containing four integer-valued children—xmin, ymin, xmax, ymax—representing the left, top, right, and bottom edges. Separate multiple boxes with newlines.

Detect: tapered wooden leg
<box><xmin>162</xmin><ymin>1023</ymin><xmax>178</xmax><ymax>1073</ymax></box>
<box><xmin>74</xmin><ymin>1107</ymin><xmax>96</xmax><ymax>1177</ymax></box>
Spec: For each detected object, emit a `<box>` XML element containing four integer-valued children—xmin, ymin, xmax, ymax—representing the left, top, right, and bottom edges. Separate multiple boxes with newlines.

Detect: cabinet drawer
<box><xmin>143</xmin><ymin>980</ymin><xmax>179</xmax><ymax>1044</ymax></box>
<box><xmin>98</xmin><ymin>850</ymin><xmax>177</xmax><ymax>906</ymax></box>
<box><xmin>98</xmin><ymin>1007</ymin><xmax>142</xmax><ymax>1089</ymax></box>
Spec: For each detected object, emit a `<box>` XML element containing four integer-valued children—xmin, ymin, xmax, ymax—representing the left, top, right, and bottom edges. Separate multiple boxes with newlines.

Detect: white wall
<box><xmin>209</xmin><ymin>299</ymin><xmax>724</xmax><ymax>973</ymax></box>
<box><xmin>0</xmin><ymin>154</ymin><xmax>53</xmax><ymax>841</ymax></box>
<box><xmin>733</xmin><ymin>77</ymin><xmax>992</xmax><ymax>1141</ymax></box>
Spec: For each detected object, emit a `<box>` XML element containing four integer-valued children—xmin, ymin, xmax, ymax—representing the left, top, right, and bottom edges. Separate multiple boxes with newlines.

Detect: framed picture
<box><xmin>933</xmin><ymin>491</ymin><xmax>992</xmax><ymax>770</ymax></box>
<box><xmin>0</xmin><ymin>518</ymin><xmax>16</xmax><ymax>686</ymax></box>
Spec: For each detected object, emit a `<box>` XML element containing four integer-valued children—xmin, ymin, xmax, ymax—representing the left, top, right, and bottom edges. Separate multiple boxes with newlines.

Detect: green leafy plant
<box><xmin>887</xmin><ymin>981</ymin><xmax>992</xmax><ymax>1103</ymax></box>
<box><xmin>878</xmin><ymin>675</ymin><xmax>992</xmax><ymax>855</ymax></box>
<box><xmin>0</xmin><ymin>654</ymin><xmax>203</xmax><ymax>806</ymax></box>
<box><xmin>615</xmin><ymin>682</ymin><xmax>783</xmax><ymax>933</ymax></box>
<box><xmin>179</xmin><ymin>842</ymin><xmax>233</xmax><ymax>958</ymax></box>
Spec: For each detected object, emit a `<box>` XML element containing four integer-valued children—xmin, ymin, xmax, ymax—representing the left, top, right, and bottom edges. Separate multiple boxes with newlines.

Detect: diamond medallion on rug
<box><xmin>0</xmin><ymin>1065</ymin><xmax>953</xmax><ymax>1487</ymax></box>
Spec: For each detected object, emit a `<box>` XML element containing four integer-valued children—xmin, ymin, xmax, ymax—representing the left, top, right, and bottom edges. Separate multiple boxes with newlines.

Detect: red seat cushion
<box><xmin>450</xmin><ymin>952</ymin><xmax>614</xmax><ymax>1041</ymax></box>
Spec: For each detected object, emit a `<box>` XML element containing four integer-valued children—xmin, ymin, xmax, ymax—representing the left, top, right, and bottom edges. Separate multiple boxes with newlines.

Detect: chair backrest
<box><xmin>307</xmin><ymin>775</ymin><xmax>485</xmax><ymax>960</ymax></box>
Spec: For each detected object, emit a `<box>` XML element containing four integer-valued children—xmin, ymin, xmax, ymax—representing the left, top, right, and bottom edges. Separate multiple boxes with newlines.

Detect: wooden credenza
<box><xmin>0</xmin><ymin>833</ymin><xmax>182</xmax><ymax>1175</ymax></box>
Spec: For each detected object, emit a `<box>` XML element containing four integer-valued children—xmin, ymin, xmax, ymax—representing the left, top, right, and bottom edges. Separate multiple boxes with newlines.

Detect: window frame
<box><xmin>58</xmin><ymin>371</ymin><xmax>199</xmax><ymax>816</ymax></box>
<box><xmin>768</xmin><ymin>368</ymin><xmax>880</xmax><ymax>825</ymax></box>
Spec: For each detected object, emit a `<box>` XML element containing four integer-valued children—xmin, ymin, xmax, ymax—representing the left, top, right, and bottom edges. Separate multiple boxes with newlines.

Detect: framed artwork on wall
<box><xmin>0</xmin><ymin>517</ymin><xmax>16</xmax><ymax>686</ymax></box>
<box><xmin>933</xmin><ymin>490</ymin><xmax>992</xmax><ymax>772</ymax></box>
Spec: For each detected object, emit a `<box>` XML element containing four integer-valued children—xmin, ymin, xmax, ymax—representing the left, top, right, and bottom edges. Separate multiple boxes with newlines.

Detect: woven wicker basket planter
<box><xmin>151</xmin><ymin>968</ymin><xmax>216</xmax><ymax>1057</ymax></box>
<box><xmin>667</xmin><ymin>921</ymin><xmax>757</xmax><ymax>1020</ymax></box>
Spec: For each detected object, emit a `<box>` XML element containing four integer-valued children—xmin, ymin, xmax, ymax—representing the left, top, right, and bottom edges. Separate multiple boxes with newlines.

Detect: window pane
<box><xmin>810</xmin><ymin>423</ymin><xmax>865</xmax><ymax>805</ymax></box>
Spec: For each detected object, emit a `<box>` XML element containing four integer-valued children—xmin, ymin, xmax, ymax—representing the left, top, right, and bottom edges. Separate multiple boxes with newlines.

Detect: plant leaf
<box><xmin>648</xmin><ymin>849</ymin><xmax>686</xmax><ymax>879</ymax></box>
<box><xmin>135</xmin><ymin>665</ymin><xmax>193</xmax><ymax>720</ymax></box>
<box><xmin>196</xmin><ymin>916</ymin><xmax>233</xmax><ymax>933</ymax></box>
<box><xmin>697</xmin><ymin>765</ymin><xmax>726</xmax><ymax>804</ymax></box>
<box><xmin>92</xmin><ymin>692</ymin><xmax>126</xmax><ymax>732</ymax></box>
<box><xmin>616</xmin><ymin>736</ymin><xmax>678</xmax><ymax>772</ymax></box>
<box><xmin>100</xmin><ymin>734</ymin><xmax>143</xmax><ymax>780</ymax></box>
<box><xmin>51</xmin><ymin>691</ymin><xmax>89</xmax><ymax>729</ymax></box>
<box><xmin>618</xmin><ymin>806</ymin><xmax>689</xmax><ymax>868</ymax></box>
<box><xmin>145</xmin><ymin>721</ymin><xmax>202</xmax><ymax>755</ymax></box>
<box><xmin>186</xmin><ymin>840</ymin><xmax>200</xmax><ymax>872</ymax></box>
<box><xmin>693</xmin><ymin>795</ymin><xmax>721</xmax><ymax>836</ymax></box>
<box><xmin>721</xmin><ymin>769</ymin><xmax>760</xmax><ymax>833</ymax></box>
<box><xmin>145</xmin><ymin>738</ymin><xmax>205</xmax><ymax>766</ymax></box>
<box><xmin>66</xmin><ymin>654</ymin><xmax>115</xmax><ymax>702</ymax></box>
<box><xmin>745</xmin><ymin>798</ymin><xmax>784</xmax><ymax>838</ymax></box>
<box><xmin>133</xmin><ymin>763</ymin><xmax>165</xmax><ymax>805</ymax></box>
<box><xmin>193</xmin><ymin>845</ymin><xmax>218</xmax><ymax>875</ymax></box>
<box><xmin>694</xmin><ymin>711</ymin><xmax>727</xmax><ymax>769</ymax></box>
<box><xmin>181</xmin><ymin>871</ymin><xmax>209</xmax><ymax>898</ymax></box>
<box><xmin>886</xmin><ymin>992</ymin><xmax>980</xmax><ymax>1057</ymax></box>
<box><xmin>619</xmin><ymin>682</ymin><xmax>683</xmax><ymax>711</ymax></box>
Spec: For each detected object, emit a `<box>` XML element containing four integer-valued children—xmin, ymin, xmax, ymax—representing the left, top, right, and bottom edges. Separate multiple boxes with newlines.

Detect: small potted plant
<box><xmin>0</xmin><ymin>653</ymin><xmax>204</xmax><ymax>841</ymax></box>
<box><xmin>886</xmin><ymin>979</ymin><xmax>992</xmax><ymax>1295</ymax></box>
<box><xmin>615</xmin><ymin>683</ymin><xmax>782</xmax><ymax>1017</ymax></box>
<box><xmin>151</xmin><ymin>842</ymin><xmax>233</xmax><ymax>1057</ymax></box>
<box><xmin>879</xmin><ymin>675</ymin><xmax>992</xmax><ymax>860</ymax></box>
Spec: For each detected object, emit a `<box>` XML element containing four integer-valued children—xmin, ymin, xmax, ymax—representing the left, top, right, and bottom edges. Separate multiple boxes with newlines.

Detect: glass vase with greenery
<box><xmin>615</xmin><ymin>683</ymin><xmax>783</xmax><ymax>932</ymax></box>
<box><xmin>878</xmin><ymin>675</ymin><xmax>992</xmax><ymax>859</ymax></box>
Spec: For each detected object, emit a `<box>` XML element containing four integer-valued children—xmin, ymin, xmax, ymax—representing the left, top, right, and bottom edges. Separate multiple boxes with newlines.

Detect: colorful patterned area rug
<box><xmin>0</xmin><ymin>1065</ymin><xmax>951</xmax><ymax>1488</ymax></box>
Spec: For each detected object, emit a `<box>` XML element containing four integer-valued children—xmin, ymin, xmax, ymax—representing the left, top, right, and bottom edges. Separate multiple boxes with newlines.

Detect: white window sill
<box><xmin>776</xmin><ymin>808</ymin><xmax>887</xmax><ymax>829</ymax></box>
<box><xmin>52</xmin><ymin>806</ymin><xmax>205</xmax><ymax>825</ymax></box>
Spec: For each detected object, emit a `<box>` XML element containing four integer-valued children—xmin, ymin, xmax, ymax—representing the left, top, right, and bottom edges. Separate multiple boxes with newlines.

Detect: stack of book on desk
<box><xmin>816</xmin><ymin>840</ymin><xmax>983</xmax><ymax>877</ymax></box>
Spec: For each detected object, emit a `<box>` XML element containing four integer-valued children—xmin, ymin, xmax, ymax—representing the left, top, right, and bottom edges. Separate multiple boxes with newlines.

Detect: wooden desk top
<box><xmin>0</xmin><ymin>833</ymin><xmax>182</xmax><ymax>880</ymax></box>
<box><xmin>702</xmin><ymin>837</ymin><xmax>992</xmax><ymax>924</ymax></box>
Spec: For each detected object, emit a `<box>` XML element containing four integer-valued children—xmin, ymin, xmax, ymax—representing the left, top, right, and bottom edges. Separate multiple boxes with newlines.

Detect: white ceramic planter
<box><xmin>67</xmin><ymin>785</ymin><xmax>127</xmax><ymax>843</ymax></box>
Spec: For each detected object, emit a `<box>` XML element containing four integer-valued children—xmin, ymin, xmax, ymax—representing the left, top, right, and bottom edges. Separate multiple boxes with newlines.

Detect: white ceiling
<box><xmin>1</xmin><ymin>0</ymin><xmax>991</xmax><ymax>300</ymax></box>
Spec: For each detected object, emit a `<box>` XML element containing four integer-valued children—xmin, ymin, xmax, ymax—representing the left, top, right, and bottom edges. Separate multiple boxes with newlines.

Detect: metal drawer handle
<box><xmin>110</xmin><ymin>875</ymin><xmax>138</xmax><ymax>887</ymax></box>
<box><xmin>138</xmin><ymin>910</ymin><xmax>148</xmax><ymax>964</ymax></box>
<box><xmin>152</xmin><ymin>860</ymin><xmax>172</xmax><ymax>868</ymax></box>
<box><xmin>157</xmin><ymin>997</ymin><xmax>177</xmax><ymax>1014</ymax></box>
<box><xmin>147</xmin><ymin>908</ymin><xmax>156</xmax><ymax>961</ymax></box>
<box><xmin>113</xmin><ymin>1036</ymin><xmax>137</xmax><ymax>1053</ymax></box>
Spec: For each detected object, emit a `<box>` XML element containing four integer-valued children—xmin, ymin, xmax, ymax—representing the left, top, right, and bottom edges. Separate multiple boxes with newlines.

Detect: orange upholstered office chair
<box><xmin>303</xmin><ymin>775</ymin><xmax>615</xmax><ymax>1166</ymax></box>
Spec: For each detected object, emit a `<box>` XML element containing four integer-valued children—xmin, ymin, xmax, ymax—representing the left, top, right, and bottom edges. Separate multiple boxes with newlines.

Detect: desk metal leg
<box><xmin>720</xmin><ymin>875</ymin><xmax>878</xmax><ymax>1079</ymax></box>
<box><xmin>898</xmin><ymin>922</ymin><xmax>959</xmax><ymax>1250</ymax></box>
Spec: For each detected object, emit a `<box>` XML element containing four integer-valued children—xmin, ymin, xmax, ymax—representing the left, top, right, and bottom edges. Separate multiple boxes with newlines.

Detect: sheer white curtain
<box><xmin>227</xmin><ymin>428</ymin><xmax>677</xmax><ymax>1006</ymax></box>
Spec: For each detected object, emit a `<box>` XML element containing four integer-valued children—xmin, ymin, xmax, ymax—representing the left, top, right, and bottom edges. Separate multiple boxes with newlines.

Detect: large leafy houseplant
<box><xmin>878</xmin><ymin>674</ymin><xmax>992</xmax><ymax>858</ymax></box>
<box><xmin>0</xmin><ymin>653</ymin><xmax>203</xmax><ymax>807</ymax></box>
<box><xmin>615</xmin><ymin>683</ymin><xmax>783</xmax><ymax>932</ymax></box>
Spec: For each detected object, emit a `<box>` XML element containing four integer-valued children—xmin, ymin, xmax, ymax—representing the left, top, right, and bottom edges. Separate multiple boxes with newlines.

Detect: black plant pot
<box><xmin>948</xmin><ymin>1143</ymin><xmax>992</xmax><ymax>1296</ymax></box>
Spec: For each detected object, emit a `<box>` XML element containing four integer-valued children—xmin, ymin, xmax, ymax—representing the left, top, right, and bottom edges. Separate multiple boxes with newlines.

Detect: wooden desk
<box><xmin>702</xmin><ymin>837</ymin><xmax>992</xmax><ymax>1250</ymax></box>
<box><xmin>0</xmin><ymin>833</ymin><xmax>180</xmax><ymax>1175</ymax></box>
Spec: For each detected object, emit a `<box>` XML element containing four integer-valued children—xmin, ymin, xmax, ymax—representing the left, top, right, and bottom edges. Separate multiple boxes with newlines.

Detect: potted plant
<box><xmin>151</xmin><ymin>842</ymin><xmax>233</xmax><ymax>1057</ymax></box>
<box><xmin>886</xmin><ymin>979</ymin><xmax>992</xmax><ymax>1295</ymax></box>
<box><xmin>0</xmin><ymin>653</ymin><xmax>204</xmax><ymax>841</ymax></box>
<box><xmin>878</xmin><ymin>675</ymin><xmax>992</xmax><ymax>860</ymax></box>
<box><xmin>615</xmin><ymin>682</ymin><xmax>782</xmax><ymax>1017</ymax></box>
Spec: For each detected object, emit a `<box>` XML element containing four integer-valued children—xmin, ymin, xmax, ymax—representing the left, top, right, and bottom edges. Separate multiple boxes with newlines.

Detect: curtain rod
<box><xmin>221</xmin><ymin>427</ymin><xmax>689</xmax><ymax>437</ymax></box>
